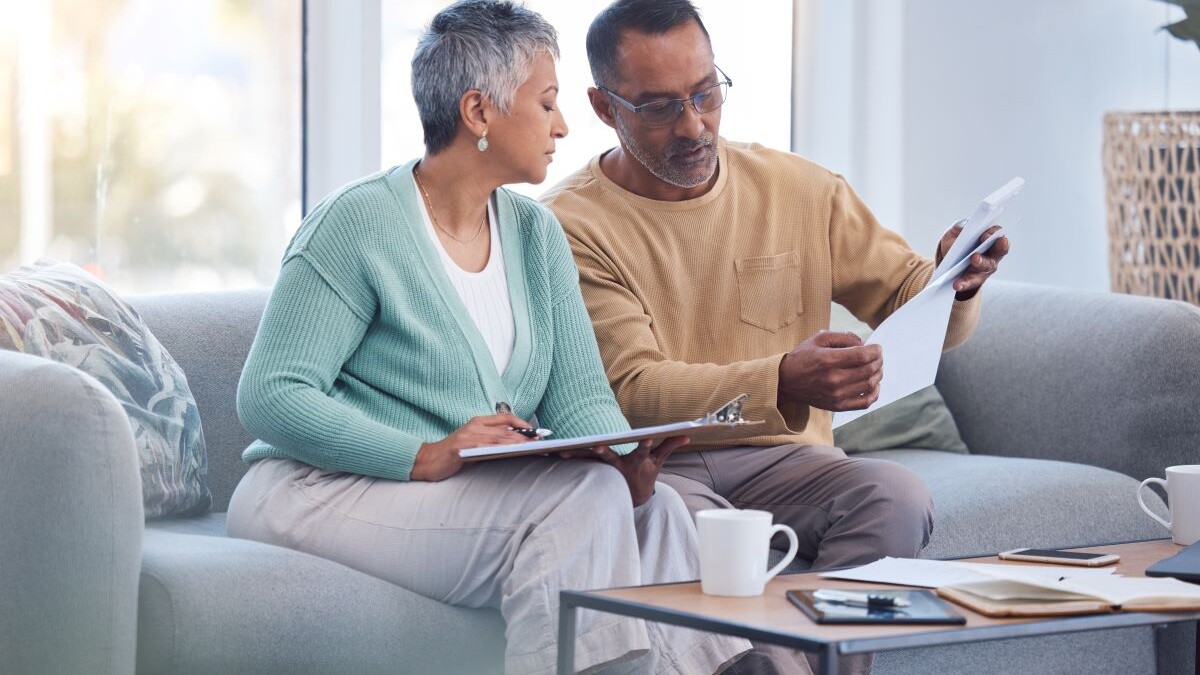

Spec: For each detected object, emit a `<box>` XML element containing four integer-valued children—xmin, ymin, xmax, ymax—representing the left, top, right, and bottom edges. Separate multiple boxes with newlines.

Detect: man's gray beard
<box><xmin>615</xmin><ymin>113</ymin><xmax>717</xmax><ymax>190</ymax></box>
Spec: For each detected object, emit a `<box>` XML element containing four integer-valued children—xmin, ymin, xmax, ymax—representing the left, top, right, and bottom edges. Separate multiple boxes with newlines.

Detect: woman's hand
<box><xmin>560</xmin><ymin>436</ymin><xmax>690</xmax><ymax>507</ymax></box>
<box><xmin>411</xmin><ymin>413</ymin><xmax>533</xmax><ymax>481</ymax></box>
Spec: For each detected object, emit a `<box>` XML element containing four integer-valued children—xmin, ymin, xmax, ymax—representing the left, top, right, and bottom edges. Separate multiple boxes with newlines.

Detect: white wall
<box><xmin>795</xmin><ymin>0</ymin><xmax>1200</xmax><ymax>291</ymax></box>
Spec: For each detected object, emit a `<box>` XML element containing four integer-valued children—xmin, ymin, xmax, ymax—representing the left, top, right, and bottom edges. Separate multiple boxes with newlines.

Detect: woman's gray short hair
<box><xmin>412</xmin><ymin>0</ymin><xmax>559</xmax><ymax>154</ymax></box>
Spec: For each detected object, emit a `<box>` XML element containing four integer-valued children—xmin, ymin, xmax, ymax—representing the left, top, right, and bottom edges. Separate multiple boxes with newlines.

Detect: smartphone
<box><xmin>998</xmin><ymin>548</ymin><xmax>1120</xmax><ymax>567</ymax></box>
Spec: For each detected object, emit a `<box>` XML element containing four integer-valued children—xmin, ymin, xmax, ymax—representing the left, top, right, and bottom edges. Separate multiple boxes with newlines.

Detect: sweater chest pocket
<box><xmin>734</xmin><ymin>252</ymin><xmax>803</xmax><ymax>332</ymax></box>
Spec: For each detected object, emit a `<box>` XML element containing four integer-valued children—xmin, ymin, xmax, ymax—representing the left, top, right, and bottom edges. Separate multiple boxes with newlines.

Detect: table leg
<box><xmin>1194</xmin><ymin>620</ymin><xmax>1198</xmax><ymax>675</ymax></box>
<box><xmin>819</xmin><ymin>643</ymin><xmax>839</xmax><ymax>675</ymax></box>
<box><xmin>557</xmin><ymin>598</ymin><xmax>577</xmax><ymax>675</ymax></box>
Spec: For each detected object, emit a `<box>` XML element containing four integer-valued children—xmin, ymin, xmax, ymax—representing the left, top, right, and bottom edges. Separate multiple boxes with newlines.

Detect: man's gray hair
<box><xmin>412</xmin><ymin>0</ymin><xmax>559</xmax><ymax>154</ymax></box>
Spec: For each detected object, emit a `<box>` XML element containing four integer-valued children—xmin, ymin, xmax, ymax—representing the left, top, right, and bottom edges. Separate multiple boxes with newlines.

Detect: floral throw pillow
<box><xmin>0</xmin><ymin>259</ymin><xmax>211</xmax><ymax>518</ymax></box>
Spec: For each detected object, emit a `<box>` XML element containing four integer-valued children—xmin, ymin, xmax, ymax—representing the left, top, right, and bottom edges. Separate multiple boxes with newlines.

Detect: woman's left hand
<box><xmin>559</xmin><ymin>436</ymin><xmax>690</xmax><ymax>507</ymax></box>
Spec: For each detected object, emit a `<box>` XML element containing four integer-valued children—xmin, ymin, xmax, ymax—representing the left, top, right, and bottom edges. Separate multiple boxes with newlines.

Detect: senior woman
<box><xmin>226</xmin><ymin>2</ymin><xmax>749</xmax><ymax>674</ymax></box>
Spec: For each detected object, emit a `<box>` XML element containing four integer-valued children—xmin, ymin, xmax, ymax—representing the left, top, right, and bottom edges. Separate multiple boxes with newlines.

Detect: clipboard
<box><xmin>458</xmin><ymin>394</ymin><xmax>764</xmax><ymax>462</ymax></box>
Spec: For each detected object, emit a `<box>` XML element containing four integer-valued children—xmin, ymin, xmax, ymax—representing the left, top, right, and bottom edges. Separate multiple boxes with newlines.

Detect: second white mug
<box><xmin>1137</xmin><ymin>464</ymin><xmax>1200</xmax><ymax>546</ymax></box>
<box><xmin>696</xmin><ymin>508</ymin><xmax>799</xmax><ymax>597</ymax></box>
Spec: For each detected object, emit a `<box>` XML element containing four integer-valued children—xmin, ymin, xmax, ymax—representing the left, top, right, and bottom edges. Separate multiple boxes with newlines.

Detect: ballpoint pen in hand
<box><xmin>495</xmin><ymin>402</ymin><xmax>553</xmax><ymax>439</ymax></box>
<box><xmin>512</xmin><ymin>427</ymin><xmax>554</xmax><ymax>439</ymax></box>
<box><xmin>812</xmin><ymin>589</ymin><xmax>910</xmax><ymax>609</ymax></box>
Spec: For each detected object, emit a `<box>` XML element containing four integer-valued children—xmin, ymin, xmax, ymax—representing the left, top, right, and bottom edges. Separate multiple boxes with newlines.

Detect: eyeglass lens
<box><xmin>641</xmin><ymin>81</ymin><xmax>729</xmax><ymax>126</ymax></box>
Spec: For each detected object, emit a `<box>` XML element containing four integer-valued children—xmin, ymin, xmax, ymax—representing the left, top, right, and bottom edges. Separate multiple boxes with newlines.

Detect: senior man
<box><xmin>543</xmin><ymin>0</ymin><xmax>1008</xmax><ymax>588</ymax></box>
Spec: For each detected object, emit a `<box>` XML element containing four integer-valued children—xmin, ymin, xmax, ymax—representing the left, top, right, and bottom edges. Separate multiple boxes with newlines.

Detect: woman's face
<box><xmin>486</xmin><ymin>51</ymin><xmax>568</xmax><ymax>185</ymax></box>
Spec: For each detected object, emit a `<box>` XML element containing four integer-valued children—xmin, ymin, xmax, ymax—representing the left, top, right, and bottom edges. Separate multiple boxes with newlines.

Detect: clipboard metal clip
<box><xmin>703</xmin><ymin>394</ymin><xmax>750</xmax><ymax>425</ymax></box>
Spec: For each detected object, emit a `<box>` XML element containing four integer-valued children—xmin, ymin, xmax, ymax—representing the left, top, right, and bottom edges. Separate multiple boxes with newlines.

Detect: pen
<box><xmin>494</xmin><ymin>402</ymin><xmax>553</xmax><ymax>439</ymax></box>
<box><xmin>512</xmin><ymin>427</ymin><xmax>554</xmax><ymax>439</ymax></box>
<box><xmin>812</xmin><ymin>590</ymin><xmax>910</xmax><ymax>608</ymax></box>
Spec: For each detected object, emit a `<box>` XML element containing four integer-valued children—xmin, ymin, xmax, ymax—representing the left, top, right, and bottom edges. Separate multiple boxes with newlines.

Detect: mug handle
<box><xmin>765</xmin><ymin>524</ymin><xmax>799</xmax><ymax>583</ymax></box>
<box><xmin>1137</xmin><ymin>477</ymin><xmax>1172</xmax><ymax>530</ymax></box>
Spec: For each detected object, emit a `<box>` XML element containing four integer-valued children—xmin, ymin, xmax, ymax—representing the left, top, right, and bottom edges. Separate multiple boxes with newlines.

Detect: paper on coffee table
<box><xmin>820</xmin><ymin>556</ymin><xmax>1113</xmax><ymax>589</ymax></box>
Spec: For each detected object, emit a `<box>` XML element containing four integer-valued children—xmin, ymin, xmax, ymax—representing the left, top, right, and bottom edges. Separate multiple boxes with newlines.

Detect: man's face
<box><xmin>606</xmin><ymin>21</ymin><xmax>721</xmax><ymax>189</ymax></box>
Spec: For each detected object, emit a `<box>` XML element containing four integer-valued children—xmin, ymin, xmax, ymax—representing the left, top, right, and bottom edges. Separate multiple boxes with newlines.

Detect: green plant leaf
<box><xmin>1153</xmin><ymin>0</ymin><xmax>1200</xmax><ymax>52</ymax></box>
<box><xmin>1163</xmin><ymin>16</ymin><xmax>1200</xmax><ymax>45</ymax></box>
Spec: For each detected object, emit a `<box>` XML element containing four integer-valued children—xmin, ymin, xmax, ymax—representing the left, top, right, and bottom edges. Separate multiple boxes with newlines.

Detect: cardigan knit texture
<box><xmin>238</xmin><ymin>159</ymin><xmax>630</xmax><ymax>481</ymax></box>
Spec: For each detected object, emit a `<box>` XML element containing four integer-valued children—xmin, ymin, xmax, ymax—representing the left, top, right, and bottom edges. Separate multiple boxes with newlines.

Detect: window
<box><xmin>0</xmin><ymin>1</ymin><xmax>301</xmax><ymax>293</ymax></box>
<box><xmin>380</xmin><ymin>1</ymin><xmax>792</xmax><ymax>198</ymax></box>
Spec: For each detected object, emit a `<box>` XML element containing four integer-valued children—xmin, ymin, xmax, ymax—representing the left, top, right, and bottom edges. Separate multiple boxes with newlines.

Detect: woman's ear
<box><xmin>459</xmin><ymin>90</ymin><xmax>491</xmax><ymax>140</ymax></box>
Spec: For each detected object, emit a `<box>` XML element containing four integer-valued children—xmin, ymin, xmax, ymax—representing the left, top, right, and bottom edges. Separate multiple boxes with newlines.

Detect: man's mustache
<box><xmin>666</xmin><ymin>134</ymin><xmax>715</xmax><ymax>159</ymax></box>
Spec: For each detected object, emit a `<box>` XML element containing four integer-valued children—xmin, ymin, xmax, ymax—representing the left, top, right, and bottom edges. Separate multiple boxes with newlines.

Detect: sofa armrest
<box><xmin>0</xmin><ymin>351</ymin><xmax>143</xmax><ymax>675</ymax></box>
<box><xmin>937</xmin><ymin>281</ymin><xmax>1200</xmax><ymax>482</ymax></box>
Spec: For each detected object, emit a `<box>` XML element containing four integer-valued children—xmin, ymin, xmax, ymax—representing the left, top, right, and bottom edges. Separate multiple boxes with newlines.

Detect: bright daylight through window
<box><xmin>0</xmin><ymin>1</ymin><xmax>301</xmax><ymax>293</ymax></box>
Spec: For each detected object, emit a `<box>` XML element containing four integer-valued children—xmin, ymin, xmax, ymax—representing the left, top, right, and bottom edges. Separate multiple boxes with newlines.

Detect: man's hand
<box><xmin>411</xmin><ymin>413</ymin><xmax>532</xmax><ymax>482</ymax></box>
<box><xmin>559</xmin><ymin>436</ymin><xmax>690</xmax><ymax>507</ymax></box>
<box><xmin>778</xmin><ymin>331</ymin><xmax>882</xmax><ymax>411</ymax></box>
<box><xmin>936</xmin><ymin>222</ymin><xmax>1010</xmax><ymax>301</ymax></box>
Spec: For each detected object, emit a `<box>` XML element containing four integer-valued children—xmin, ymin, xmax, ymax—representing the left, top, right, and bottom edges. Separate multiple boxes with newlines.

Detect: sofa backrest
<box><xmin>131</xmin><ymin>290</ymin><xmax>268</xmax><ymax>512</ymax></box>
<box><xmin>135</xmin><ymin>281</ymin><xmax>1200</xmax><ymax>513</ymax></box>
<box><xmin>938</xmin><ymin>281</ymin><xmax>1200</xmax><ymax>483</ymax></box>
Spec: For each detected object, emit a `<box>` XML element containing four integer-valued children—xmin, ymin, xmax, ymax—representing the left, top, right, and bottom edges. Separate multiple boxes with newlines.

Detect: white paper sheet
<box><xmin>820</xmin><ymin>557</ymin><xmax>986</xmax><ymax>588</ymax></box>
<box><xmin>832</xmin><ymin>177</ymin><xmax>1023</xmax><ymax>428</ymax></box>
<box><xmin>931</xmin><ymin>177</ymin><xmax>1024</xmax><ymax>281</ymax></box>
<box><xmin>819</xmin><ymin>556</ymin><xmax>1113</xmax><ymax>589</ymax></box>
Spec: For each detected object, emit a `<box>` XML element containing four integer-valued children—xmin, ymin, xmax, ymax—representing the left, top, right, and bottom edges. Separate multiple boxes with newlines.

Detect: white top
<box><xmin>412</xmin><ymin>174</ymin><xmax>516</xmax><ymax>374</ymax></box>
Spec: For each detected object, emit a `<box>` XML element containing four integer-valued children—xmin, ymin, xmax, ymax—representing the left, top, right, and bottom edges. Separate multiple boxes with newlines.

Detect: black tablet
<box><xmin>1146</xmin><ymin>540</ymin><xmax>1200</xmax><ymax>584</ymax></box>
<box><xmin>787</xmin><ymin>589</ymin><xmax>967</xmax><ymax>625</ymax></box>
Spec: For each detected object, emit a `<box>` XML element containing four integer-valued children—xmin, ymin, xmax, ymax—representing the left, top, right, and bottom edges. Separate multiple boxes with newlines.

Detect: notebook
<box><xmin>936</xmin><ymin>571</ymin><xmax>1200</xmax><ymax>617</ymax></box>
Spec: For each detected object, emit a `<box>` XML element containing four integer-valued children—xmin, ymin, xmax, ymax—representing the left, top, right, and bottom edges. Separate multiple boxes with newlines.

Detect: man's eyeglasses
<box><xmin>598</xmin><ymin>66</ymin><xmax>732</xmax><ymax>128</ymax></box>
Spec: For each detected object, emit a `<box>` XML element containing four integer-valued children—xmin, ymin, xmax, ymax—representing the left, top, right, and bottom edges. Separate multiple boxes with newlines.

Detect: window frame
<box><xmin>302</xmin><ymin>0</ymin><xmax>382</xmax><ymax>215</ymax></box>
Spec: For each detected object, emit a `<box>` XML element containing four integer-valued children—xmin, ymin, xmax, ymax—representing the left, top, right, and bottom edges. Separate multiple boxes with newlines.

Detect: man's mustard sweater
<box><xmin>542</xmin><ymin>139</ymin><xmax>980</xmax><ymax>449</ymax></box>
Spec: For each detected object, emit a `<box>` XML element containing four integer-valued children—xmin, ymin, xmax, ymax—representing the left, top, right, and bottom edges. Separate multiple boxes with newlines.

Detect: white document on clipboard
<box><xmin>833</xmin><ymin>177</ymin><xmax>1023</xmax><ymax>428</ymax></box>
<box><xmin>459</xmin><ymin>394</ymin><xmax>764</xmax><ymax>461</ymax></box>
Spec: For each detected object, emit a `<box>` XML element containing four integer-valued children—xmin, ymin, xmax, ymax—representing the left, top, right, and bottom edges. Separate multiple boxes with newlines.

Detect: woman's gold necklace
<box><xmin>413</xmin><ymin>166</ymin><xmax>487</xmax><ymax>246</ymax></box>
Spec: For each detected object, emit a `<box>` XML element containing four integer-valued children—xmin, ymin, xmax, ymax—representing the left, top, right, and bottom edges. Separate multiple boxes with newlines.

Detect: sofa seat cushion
<box><xmin>138</xmin><ymin>528</ymin><xmax>506</xmax><ymax>675</ymax></box>
<box><xmin>857</xmin><ymin>450</ymin><xmax>1170</xmax><ymax>559</ymax></box>
<box><xmin>145</xmin><ymin>511</ymin><xmax>229</xmax><ymax>537</ymax></box>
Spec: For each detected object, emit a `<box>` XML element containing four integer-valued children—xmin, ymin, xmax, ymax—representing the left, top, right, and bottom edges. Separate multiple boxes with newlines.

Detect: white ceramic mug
<box><xmin>696</xmin><ymin>509</ymin><xmax>799</xmax><ymax>597</ymax></box>
<box><xmin>1137</xmin><ymin>465</ymin><xmax>1200</xmax><ymax>545</ymax></box>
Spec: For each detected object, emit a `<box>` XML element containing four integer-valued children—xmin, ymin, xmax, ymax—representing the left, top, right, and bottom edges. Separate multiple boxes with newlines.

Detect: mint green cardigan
<box><xmin>237</xmin><ymin>160</ymin><xmax>630</xmax><ymax>481</ymax></box>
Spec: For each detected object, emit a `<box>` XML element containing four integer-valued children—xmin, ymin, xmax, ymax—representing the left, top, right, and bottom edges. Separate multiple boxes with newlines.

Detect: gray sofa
<box><xmin>2</xmin><ymin>280</ymin><xmax>1198</xmax><ymax>675</ymax></box>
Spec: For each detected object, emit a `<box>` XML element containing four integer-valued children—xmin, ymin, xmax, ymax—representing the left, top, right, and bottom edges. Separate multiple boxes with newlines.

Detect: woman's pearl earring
<box><xmin>477</xmin><ymin>130</ymin><xmax>489</xmax><ymax>152</ymax></box>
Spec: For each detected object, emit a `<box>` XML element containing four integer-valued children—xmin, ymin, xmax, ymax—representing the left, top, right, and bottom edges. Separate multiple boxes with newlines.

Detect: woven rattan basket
<box><xmin>1103</xmin><ymin>111</ymin><xmax>1200</xmax><ymax>304</ymax></box>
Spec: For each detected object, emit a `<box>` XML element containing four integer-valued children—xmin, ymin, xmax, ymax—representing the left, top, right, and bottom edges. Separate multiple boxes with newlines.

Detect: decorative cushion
<box><xmin>0</xmin><ymin>259</ymin><xmax>211</xmax><ymax>517</ymax></box>
<box><xmin>834</xmin><ymin>385</ymin><xmax>969</xmax><ymax>454</ymax></box>
<box><xmin>829</xmin><ymin>303</ymin><xmax>969</xmax><ymax>454</ymax></box>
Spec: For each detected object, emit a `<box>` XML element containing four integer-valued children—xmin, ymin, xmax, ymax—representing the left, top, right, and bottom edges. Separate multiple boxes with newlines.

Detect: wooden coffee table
<box><xmin>556</xmin><ymin>539</ymin><xmax>1200</xmax><ymax>675</ymax></box>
